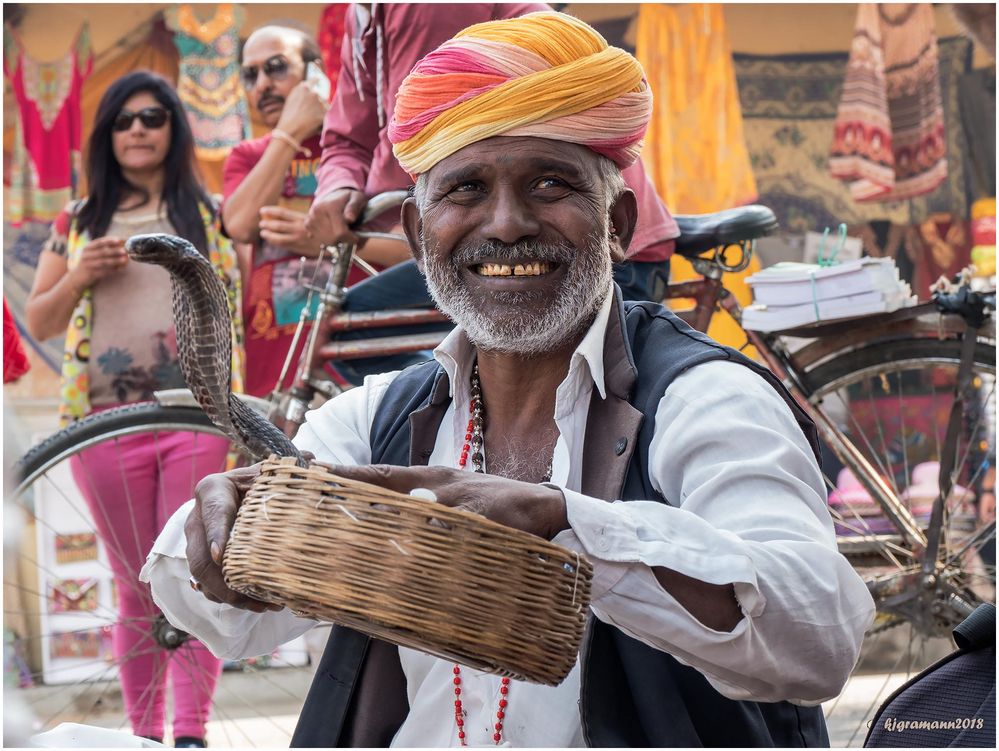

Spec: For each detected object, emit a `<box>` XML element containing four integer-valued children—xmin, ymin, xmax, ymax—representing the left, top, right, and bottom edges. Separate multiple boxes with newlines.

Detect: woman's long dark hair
<box><xmin>77</xmin><ymin>71</ymin><xmax>213</xmax><ymax>254</ymax></box>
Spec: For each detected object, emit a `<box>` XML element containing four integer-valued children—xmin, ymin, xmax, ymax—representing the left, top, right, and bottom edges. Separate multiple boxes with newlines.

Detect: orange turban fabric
<box><xmin>389</xmin><ymin>12</ymin><xmax>653</xmax><ymax>176</ymax></box>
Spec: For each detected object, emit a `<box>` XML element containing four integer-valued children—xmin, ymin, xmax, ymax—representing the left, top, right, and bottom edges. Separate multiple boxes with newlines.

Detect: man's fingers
<box><xmin>195</xmin><ymin>473</ymin><xmax>242</xmax><ymax>564</ymax></box>
<box><xmin>343</xmin><ymin>190</ymin><xmax>367</xmax><ymax>224</ymax></box>
<box><xmin>260</xmin><ymin>206</ymin><xmax>304</xmax><ymax>222</ymax></box>
<box><xmin>324</xmin><ymin>463</ymin><xmax>442</xmax><ymax>495</ymax></box>
<box><xmin>260</xmin><ymin>230</ymin><xmax>302</xmax><ymax>247</ymax></box>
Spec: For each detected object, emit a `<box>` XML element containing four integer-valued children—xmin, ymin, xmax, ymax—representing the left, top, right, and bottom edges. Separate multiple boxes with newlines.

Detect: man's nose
<box><xmin>481</xmin><ymin>186</ymin><xmax>541</xmax><ymax>245</ymax></box>
<box><xmin>250</xmin><ymin>70</ymin><xmax>271</xmax><ymax>95</ymax></box>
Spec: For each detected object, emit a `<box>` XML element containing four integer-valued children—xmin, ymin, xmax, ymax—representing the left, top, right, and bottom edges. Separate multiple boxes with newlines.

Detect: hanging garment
<box><xmin>734</xmin><ymin>38</ymin><xmax>971</xmax><ymax>232</ymax></box>
<box><xmin>78</xmin><ymin>16</ymin><xmax>180</xmax><ymax>197</ymax></box>
<box><xmin>830</xmin><ymin>4</ymin><xmax>946</xmax><ymax>203</ymax></box>
<box><xmin>3</xmin><ymin>297</ymin><xmax>30</xmax><ymax>383</ymax></box>
<box><xmin>317</xmin><ymin>3</ymin><xmax>347</xmax><ymax>89</ymax></box>
<box><xmin>3</xmin><ymin>22</ymin><xmax>92</xmax><ymax>225</ymax></box>
<box><xmin>635</xmin><ymin>3</ymin><xmax>757</xmax><ymax>214</ymax></box>
<box><xmin>165</xmin><ymin>3</ymin><xmax>250</xmax><ymax>161</ymax></box>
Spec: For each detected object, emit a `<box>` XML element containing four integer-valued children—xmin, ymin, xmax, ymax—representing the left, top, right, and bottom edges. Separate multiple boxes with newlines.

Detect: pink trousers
<box><xmin>70</xmin><ymin>424</ymin><xmax>229</xmax><ymax>740</ymax></box>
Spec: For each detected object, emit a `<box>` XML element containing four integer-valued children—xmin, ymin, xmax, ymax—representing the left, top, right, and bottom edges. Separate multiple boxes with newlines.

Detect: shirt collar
<box><xmin>433</xmin><ymin>282</ymin><xmax>613</xmax><ymax>402</ymax></box>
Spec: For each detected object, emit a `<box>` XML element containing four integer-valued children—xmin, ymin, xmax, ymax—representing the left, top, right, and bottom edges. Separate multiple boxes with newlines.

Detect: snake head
<box><xmin>126</xmin><ymin>233</ymin><xmax>203</xmax><ymax>266</ymax></box>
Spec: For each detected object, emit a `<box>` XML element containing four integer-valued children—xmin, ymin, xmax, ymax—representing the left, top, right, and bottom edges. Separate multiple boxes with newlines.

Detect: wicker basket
<box><xmin>223</xmin><ymin>457</ymin><xmax>593</xmax><ymax>686</ymax></box>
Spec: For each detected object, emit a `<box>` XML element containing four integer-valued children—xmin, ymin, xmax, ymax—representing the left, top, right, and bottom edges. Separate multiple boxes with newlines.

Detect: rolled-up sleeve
<box><xmin>141</xmin><ymin>373</ymin><xmax>399</xmax><ymax>658</ymax></box>
<box><xmin>553</xmin><ymin>361</ymin><xmax>875</xmax><ymax>705</ymax></box>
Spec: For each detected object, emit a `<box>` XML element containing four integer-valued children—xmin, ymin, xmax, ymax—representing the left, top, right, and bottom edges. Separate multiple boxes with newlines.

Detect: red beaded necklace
<box><xmin>453</xmin><ymin>666</ymin><xmax>510</xmax><ymax>746</ymax></box>
<box><xmin>453</xmin><ymin>363</ymin><xmax>552</xmax><ymax>746</ymax></box>
<box><xmin>455</xmin><ymin>363</ymin><xmax>507</xmax><ymax>745</ymax></box>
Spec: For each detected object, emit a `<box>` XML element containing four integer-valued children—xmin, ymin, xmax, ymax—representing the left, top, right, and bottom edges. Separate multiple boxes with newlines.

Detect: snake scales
<box><xmin>126</xmin><ymin>233</ymin><xmax>307</xmax><ymax>466</ymax></box>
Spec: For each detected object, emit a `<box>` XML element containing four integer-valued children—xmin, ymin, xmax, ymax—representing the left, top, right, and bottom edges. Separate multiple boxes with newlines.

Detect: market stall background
<box><xmin>4</xmin><ymin>2</ymin><xmax>991</xmax><ymax>402</ymax></box>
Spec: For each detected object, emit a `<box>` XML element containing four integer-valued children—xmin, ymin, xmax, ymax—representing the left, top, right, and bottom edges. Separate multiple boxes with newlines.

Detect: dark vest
<box><xmin>293</xmin><ymin>291</ymin><xmax>830</xmax><ymax>747</ymax></box>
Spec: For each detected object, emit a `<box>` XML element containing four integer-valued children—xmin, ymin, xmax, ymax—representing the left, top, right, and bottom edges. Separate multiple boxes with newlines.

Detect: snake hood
<box><xmin>126</xmin><ymin>233</ymin><xmax>305</xmax><ymax>465</ymax></box>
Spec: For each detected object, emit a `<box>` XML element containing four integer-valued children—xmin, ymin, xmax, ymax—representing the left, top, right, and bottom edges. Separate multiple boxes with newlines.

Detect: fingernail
<box><xmin>211</xmin><ymin>541</ymin><xmax>222</xmax><ymax>563</ymax></box>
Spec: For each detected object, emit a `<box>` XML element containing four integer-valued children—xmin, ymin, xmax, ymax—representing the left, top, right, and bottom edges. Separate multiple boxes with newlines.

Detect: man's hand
<box><xmin>259</xmin><ymin>206</ymin><xmax>322</xmax><ymax>257</ymax></box>
<box><xmin>319</xmin><ymin>463</ymin><xmax>570</xmax><ymax>540</ymax></box>
<box><xmin>186</xmin><ymin>463</ymin><xmax>283</xmax><ymax>613</ymax></box>
<box><xmin>305</xmin><ymin>188</ymin><xmax>368</xmax><ymax>247</ymax></box>
<box><xmin>274</xmin><ymin>80</ymin><xmax>328</xmax><ymax>143</ymax></box>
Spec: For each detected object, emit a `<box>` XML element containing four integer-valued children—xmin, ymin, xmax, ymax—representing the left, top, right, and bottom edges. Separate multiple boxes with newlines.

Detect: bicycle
<box><xmin>9</xmin><ymin>192</ymin><xmax>995</xmax><ymax>745</ymax></box>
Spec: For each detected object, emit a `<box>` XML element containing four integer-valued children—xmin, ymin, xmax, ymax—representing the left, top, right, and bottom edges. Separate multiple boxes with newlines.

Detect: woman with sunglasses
<box><xmin>26</xmin><ymin>70</ymin><xmax>243</xmax><ymax>748</ymax></box>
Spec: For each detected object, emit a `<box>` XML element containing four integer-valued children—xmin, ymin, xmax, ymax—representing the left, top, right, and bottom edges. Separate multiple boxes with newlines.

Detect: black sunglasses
<box><xmin>113</xmin><ymin>106</ymin><xmax>170</xmax><ymax>132</ymax></box>
<box><xmin>240</xmin><ymin>55</ymin><xmax>291</xmax><ymax>88</ymax></box>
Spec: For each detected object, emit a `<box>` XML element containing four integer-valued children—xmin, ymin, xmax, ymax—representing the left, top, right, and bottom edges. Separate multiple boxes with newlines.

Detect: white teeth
<box><xmin>513</xmin><ymin>264</ymin><xmax>527</xmax><ymax>275</ymax></box>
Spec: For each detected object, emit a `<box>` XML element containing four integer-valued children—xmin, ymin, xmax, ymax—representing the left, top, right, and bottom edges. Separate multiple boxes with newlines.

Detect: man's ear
<box><xmin>401</xmin><ymin>197</ymin><xmax>425</xmax><ymax>272</ymax></box>
<box><xmin>608</xmin><ymin>188</ymin><xmax>638</xmax><ymax>263</ymax></box>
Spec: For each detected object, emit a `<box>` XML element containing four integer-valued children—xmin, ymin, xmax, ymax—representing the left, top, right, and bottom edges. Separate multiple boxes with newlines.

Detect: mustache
<box><xmin>449</xmin><ymin>238</ymin><xmax>579</xmax><ymax>267</ymax></box>
<box><xmin>257</xmin><ymin>94</ymin><xmax>284</xmax><ymax>109</ymax></box>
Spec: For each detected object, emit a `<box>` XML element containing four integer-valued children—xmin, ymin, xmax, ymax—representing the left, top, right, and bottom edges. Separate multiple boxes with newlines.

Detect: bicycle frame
<box><xmin>665</xmin><ymin>244</ymin><xmax>994</xmax><ymax>630</ymax></box>
<box><xmin>265</xmin><ymin>192</ymin><xmax>450</xmax><ymax>435</ymax></box>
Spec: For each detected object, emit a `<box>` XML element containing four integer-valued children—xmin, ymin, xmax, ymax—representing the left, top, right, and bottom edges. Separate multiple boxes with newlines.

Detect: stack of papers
<box><xmin>743</xmin><ymin>257</ymin><xmax>916</xmax><ymax>331</ymax></box>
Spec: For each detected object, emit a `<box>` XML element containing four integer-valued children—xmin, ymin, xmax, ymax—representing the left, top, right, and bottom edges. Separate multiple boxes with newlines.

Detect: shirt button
<box><xmin>614</xmin><ymin>437</ymin><xmax>628</xmax><ymax>456</ymax></box>
<box><xmin>596</xmin><ymin>529</ymin><xmax>610</xmax><ymax>551</ymax></box>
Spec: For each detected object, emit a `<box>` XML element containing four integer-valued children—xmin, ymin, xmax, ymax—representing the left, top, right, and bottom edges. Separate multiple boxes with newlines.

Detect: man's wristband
<box><xmin>271</xmin><ymin>128</ymin><xmax>311</xmax><ymax>157</ymax></box>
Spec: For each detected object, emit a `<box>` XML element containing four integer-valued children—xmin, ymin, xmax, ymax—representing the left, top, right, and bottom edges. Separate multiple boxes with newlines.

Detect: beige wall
<box><xmin>11</xmin><ymin>3</ymin><xmax>992</xmax><ymax>66</ymax></box>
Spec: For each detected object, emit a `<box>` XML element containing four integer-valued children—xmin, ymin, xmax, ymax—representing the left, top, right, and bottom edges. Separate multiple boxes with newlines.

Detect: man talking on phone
<box><xmin>223</xmin><ymin>22</ymin><xmax>413</xmax><ymax>398</ymax></box>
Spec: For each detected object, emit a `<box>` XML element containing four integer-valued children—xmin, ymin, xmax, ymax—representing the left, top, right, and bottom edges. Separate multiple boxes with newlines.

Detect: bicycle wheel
<box><xmin>5</xmin><ymin>401</ymin><xmax>311</xmax><ymax>747</ymax></box>
<box><xmin>804</xmin><ymin>336</ymin><xmax>996</xmax><ymax>746</ymax></box>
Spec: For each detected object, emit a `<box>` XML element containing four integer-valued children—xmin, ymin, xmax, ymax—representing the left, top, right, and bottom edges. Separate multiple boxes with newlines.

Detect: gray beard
<box><xmin>421</xmin><ymin>232</ymin><xmax>613</xmax><ymax>357</ymax></box>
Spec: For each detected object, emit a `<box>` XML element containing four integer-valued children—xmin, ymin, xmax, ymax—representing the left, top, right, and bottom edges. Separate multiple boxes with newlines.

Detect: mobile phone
<box><xmin>306</xmin><ymin>61</ymin><xmax>332</xmax><ymax>101</ymax></box>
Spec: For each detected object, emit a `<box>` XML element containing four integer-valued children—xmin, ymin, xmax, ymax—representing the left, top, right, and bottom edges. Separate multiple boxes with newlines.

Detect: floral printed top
<box><xmin>45</xmin><ymin>199</ymin><xmax>244</xmax><ymax>425</ymax></box>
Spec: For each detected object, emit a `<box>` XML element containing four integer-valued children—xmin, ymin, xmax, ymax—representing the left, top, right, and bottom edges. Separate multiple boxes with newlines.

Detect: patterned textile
<box><xmin>733</xmin><ymin>38</ymin><xmax>973</xmax><ymax>233</ymax></box>
<box><xmin>389</xmin><ymin>11</ymin><xmax>652</xmax><ymax>176</ymax></box>
<box><xmin>3</xmin><ymin>22</ymin><xmax>92</xmax><ymax>224</ymax></box>
<box><xmin>635</xmin><ymin>3</ymin><xmax>756</xmax><ymax>214</ymax></box>
<box><xmin>829</xmin><ymin>4</ymin><xmax>946</xmax><ymax>203</ymax></box>
<box><xmin>165</xmin><ymin>3</ymin><xmax>250</xmax><ymax>161</ymax></box>
<box><xmin>55</xmin><ymin>200</ymin><xmax>244</xmax><ymax>425</ymax></box>
<box><xmin>318</xmin><ymin>4</ymin><xmax>348</xmax><ymax>89</ymax></box>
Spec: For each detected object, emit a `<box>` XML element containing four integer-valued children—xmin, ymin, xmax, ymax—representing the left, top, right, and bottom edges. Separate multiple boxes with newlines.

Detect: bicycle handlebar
<box><xmin>355</xmin><ymin>190</ymin><xmax>410</xmax><ymax>228</ymax></box>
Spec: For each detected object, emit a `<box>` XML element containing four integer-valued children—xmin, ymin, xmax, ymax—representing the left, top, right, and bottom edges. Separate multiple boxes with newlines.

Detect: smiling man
<box><xmin>143</xmin><ymin>11</ymin><xmax>874</xmax><ymax>748</ymax></box>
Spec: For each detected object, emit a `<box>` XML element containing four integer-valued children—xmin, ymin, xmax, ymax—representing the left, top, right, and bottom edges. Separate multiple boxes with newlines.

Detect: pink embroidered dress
<box><xmin>3</xmin><ymin>22</ymin><xmax>93</xmax><ymax>224</ymax></box>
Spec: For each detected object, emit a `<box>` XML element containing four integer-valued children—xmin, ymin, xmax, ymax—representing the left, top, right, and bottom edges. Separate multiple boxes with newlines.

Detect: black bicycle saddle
<box><xmin>672</xmin><ymin>205</ymin><xmax>779</xmax><ymax>258</ymax></box>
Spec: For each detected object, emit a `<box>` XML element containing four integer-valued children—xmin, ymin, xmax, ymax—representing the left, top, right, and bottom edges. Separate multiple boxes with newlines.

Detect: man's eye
<box><xmin>534</xmin><ymin>177</ymin><xmax>570</xmax><ymax>191</ymax></box>
<box><xmin>443</xmin><ymin>182</ymin><xmax>484</xmax><ymax>202</ymax></box>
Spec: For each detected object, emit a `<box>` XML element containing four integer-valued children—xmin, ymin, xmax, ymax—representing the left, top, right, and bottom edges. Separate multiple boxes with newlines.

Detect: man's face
<box><xmin>241</xmin><ymin>28</ymin><xmax>307</xmax><ymax>128</ymax></box>
<box><xmin>406</xmin><ymin>137</ymin><xmax>630</xmax><ymax>357</ymax></box>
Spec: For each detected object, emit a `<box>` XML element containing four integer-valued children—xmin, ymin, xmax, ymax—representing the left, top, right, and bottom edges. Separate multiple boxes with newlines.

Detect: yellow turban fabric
<box><xmin>388</xmin><ymin>12</ymin><xmax>653</xmax><ymax>176</ymax></box>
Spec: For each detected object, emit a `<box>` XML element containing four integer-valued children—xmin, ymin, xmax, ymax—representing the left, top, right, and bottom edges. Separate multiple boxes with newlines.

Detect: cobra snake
<box><xmin>126</xmin><ymin>233</ymin><xmax>307</xmax><ymax>466</ymax></box>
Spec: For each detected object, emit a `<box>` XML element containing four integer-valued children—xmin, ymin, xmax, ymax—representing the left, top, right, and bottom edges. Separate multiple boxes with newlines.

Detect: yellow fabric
<box><xmin>635</xmin><ymin>4</ymin><xmax>757</xmax><ymax>214</ymax></box>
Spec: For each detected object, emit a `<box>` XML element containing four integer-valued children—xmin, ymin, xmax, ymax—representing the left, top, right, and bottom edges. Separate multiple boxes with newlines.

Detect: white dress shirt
<box><xmin>141</xmin><ymin>286</ymin><xmax>875</xmax><ymax>747</ymax></box>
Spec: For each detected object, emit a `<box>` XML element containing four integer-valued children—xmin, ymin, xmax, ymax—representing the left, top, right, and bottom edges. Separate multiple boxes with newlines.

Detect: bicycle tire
<box><xmin>805</xmin><ymin>335</ymin><xmax>996</xmax><ymax>746</ymax></box>
<box><xmin>16</xmin><ymin>403</ymin><xmax>220</xmax><ymax>490</ymax></box>
<box><xmin>7</xmin><ymin>402</ymin><xmax>309</xmax><ymax>746</ymax></box>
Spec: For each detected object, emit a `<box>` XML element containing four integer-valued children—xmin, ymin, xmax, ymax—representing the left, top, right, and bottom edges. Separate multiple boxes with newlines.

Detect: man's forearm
<box><xmin>223</xmin><ymin>140</ymin><xmax>300</xmax><ymax>244</ymax></box>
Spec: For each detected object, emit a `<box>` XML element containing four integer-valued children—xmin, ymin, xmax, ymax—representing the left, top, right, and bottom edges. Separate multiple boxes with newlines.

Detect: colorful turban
<box><xmin>389</xmin><ymin>12</ymin><xmax>653</xmax><ymax>176</ymax></box>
